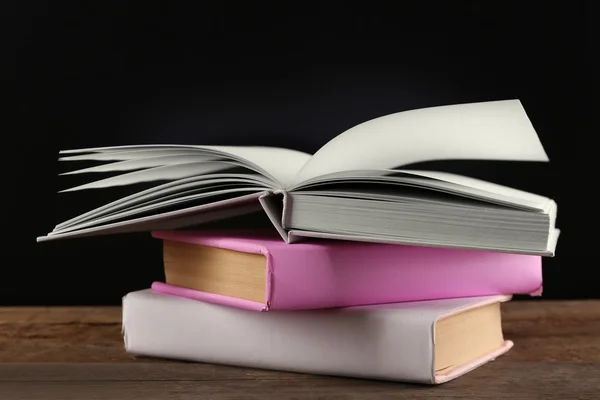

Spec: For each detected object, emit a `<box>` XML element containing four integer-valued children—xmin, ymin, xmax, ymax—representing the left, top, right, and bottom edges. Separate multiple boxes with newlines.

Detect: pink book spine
<box><xmin>151</xmin><ymin>230</ymin><xmax>543</xmax><ymax>312</ymax></box>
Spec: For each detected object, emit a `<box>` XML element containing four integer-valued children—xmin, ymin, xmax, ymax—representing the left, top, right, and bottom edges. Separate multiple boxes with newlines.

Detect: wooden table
<box><xmin>0</xmin><ymin>301</ymin><xmax>598</xmax><ymax>399</ymax></box>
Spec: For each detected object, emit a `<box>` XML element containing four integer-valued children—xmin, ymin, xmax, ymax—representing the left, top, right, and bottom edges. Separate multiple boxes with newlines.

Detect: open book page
<box><xmin>60</xmin><ymin>161</ymin><xmax>248</xmax><ymax>192</ymax></box>
<box><xmin>290</xmin><ymin>100</ymin><xmax>549</xmax><ymax>186</ymax></box>
<box><xmin>59</xmin><ymin>148</ymin><xmax>220</xmax><ymax>161</ymax></box>
<box><xmin>290</xmin><ymin>169</ymin><xmax>551</xmax><ymax>211</ymax></box>
<box><xmin>53</xmin><ymin>187</ymin><xmax>269</xmax><ymax>235</ymax></box>
<box><xmin>38</xmin><ymin>192</ymin><xmax>266</xmax><ymax>242</ymax></box>
<box><xmin>59</xmin><ymin>145</ymin><xmax>312</xmax><ymax>189</ymax></box>
<box><xmin>54</xmin><ymin>174</ymin><xmax>269</xmax><ymax>232</ymax></box>
<box><xmin>60</xmin><ymin>154</ymin><xmax>224</xmax><ymax>174</ymax></box>
<box><xmin>394</xmin><ymin>170</ymin><xmax>553</xmax><ymax>210</ymax></box>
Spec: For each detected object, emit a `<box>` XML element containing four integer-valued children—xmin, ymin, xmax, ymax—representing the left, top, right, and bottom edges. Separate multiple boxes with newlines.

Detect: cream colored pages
<box><xmin>291</xmin><ymin>99</ymin><xmax>549</xmax><ymax>185</ymax></box>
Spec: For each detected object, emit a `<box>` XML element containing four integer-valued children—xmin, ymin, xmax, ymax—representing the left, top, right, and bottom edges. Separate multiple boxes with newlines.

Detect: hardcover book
<box><xmin>122</xmin><ymin>289</ymin><xmax>514</xmax><ymax>384</ymax></box>
<box><xmin>151</xmin><ymin>229</ymin><xmax>543</xmax><ymax>311</ymax></box>
<box><xmin>38</xmin><ymin>100</ymin><xmax>559</xmax><ymax>255</ymax></box>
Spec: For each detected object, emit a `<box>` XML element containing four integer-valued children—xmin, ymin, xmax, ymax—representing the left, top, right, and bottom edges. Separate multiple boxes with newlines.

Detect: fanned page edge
<box><xmin>37</xmin><ymin>192</ymin><xmax>269</xmax><ymax>242</ymax></box>
<box><xmin>57</xmin><ymin>145</ymin><xmax>312</xmax><ymax>189</ymax></box>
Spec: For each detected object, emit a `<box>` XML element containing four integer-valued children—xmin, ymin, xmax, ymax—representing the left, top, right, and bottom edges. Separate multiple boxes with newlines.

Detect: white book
<box><xmin>122</xmin><ymin>289</ymin><xmax>514</xmax><ymax>384</ymax></box>
<box><xmin>38</xmin><ymin>99</ymin><xmax>559</xmax><ymax>256</ymax></box>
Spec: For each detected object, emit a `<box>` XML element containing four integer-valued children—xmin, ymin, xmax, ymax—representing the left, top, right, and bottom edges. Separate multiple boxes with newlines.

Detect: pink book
<box><xmin>151</xmin><ymin>230</ymin><xmax>543</xmax><ymax>312</ymax></box>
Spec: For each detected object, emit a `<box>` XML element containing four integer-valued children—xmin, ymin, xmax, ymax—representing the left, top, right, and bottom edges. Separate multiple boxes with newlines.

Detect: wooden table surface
<box><xmin>0</xmin><ymin>300</ymin><xmax>599</xmax><ymax>399</ymax></box>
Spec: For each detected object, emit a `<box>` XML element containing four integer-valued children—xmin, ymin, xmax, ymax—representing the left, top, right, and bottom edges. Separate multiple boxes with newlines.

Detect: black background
<box><xmin>10</xmin><ymin>2</ymin><xmax>595</xmax><ymax>305</ymax></box>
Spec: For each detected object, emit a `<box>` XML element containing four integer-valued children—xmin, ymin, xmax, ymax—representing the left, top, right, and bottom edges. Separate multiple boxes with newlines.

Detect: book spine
<box><xmin>266</xmin><ymin>244</ymin><xmax>542</xmax><ymax>310</ymax></box>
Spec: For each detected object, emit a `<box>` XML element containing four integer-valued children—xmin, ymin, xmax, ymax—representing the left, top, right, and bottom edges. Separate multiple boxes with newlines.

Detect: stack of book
<box><xmin>38</xmin><ymin>99</ymin><xmax>560</xmax><ymax>384</ymax></box>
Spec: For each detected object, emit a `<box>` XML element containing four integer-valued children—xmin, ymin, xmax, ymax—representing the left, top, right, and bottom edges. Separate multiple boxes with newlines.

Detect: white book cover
<box><xmin>122</xmin><ymin>289</ymin><xmax>513</xmax><ymax>384</ymax></box>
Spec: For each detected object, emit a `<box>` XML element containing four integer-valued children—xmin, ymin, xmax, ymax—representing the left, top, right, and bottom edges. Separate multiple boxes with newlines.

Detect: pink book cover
<box><xmin>151</xmin><ymin>230</ymin><xmax>543</xmax><ymax>312</ymax></box>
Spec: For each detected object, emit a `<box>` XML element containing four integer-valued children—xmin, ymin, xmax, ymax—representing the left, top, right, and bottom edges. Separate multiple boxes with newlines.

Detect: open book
<box><xmin>37</xmin><ymin>99</ymin><xmax>560</xmax><ymax>256</ymax></box>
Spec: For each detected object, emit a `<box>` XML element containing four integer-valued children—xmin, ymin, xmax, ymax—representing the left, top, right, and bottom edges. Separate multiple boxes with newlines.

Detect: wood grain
<box><xmin>1</xmin><ymin>301</ymin><xmax>599</xmax><ymax>399</ymax></box>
